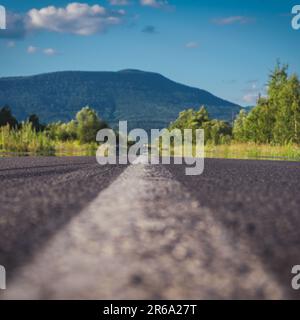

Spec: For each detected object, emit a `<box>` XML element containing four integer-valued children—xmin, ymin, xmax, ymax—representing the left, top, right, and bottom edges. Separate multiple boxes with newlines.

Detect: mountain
<box><xmin>0</xmin><ymin>69</ymin><xmax>241</xmax><ymax>131</ymax></box>
<box><xmin>243</xmin><ymin>106</ymin><xmax>255</xmax><ymax>113</ymax></box>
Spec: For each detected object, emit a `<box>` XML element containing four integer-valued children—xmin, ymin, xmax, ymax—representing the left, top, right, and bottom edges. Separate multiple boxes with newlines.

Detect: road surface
<box><xmin>0</xmin><ymin>156</ymin><xmax>300</xmax><ymax>299</ymax></box>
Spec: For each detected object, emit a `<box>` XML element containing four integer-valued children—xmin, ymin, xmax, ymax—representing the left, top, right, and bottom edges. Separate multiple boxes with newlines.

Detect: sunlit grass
<box><xmin>166</xmin><ymin>142</ymin><xmax>300</xmax><ymax>161</ymax></box>
<box><xmin>205</xmin><ymin>142</ymin><xmax>300</xmax><ymax>161</ymax></box>
<box><xmin>0</xmin><ymin>124</ymin><xmax>98</xmax><ymax>156</ymax></box>
<box><xmin>0</xmin><ymin>124</ymin><xmax>55</xmax><ymax>155</ymax></box>
<box><xmin>1</xmin><ymin>124</ymin><xmax>300</xmax><ymax>161</ymax></box>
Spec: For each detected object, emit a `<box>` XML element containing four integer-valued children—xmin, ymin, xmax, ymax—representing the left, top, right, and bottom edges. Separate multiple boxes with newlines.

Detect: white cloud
<box><xmin>26</xmin><ymin>2</ymin><xmax>125</xmax><ymax>36</ymax></box>
<box><xmin>108</xmin><ymin>0</ymin><xmax>129</xmax><ymax>5</ymax></box>
<box><xmin>0</xmin><ymin>3</ymin><xmax>127</xmax><ymax>39</ymax></box>
<box><xmin>140</xmin><ymin>0</ymin><xmax>168</xmax><ymax>9</ymax></box>
<box><xmin>185</xmin><ymin>41</ymin><xmax>198</xmax><ymax>49</ymax></box>
<box><xmin>212</xmin><ymin>16</ymin><xmax>255</xmax><ymax>25</ymax></box>
<box><xmin>27</xmin><ymin>45</ymin><xmax>37</xmax><ymax>54</ymax></box>
<box><xmin>241</xmin><ymin>80</ymin><xmax>267</xmax><ymax>105</ymax></box>
<box><xmin>242</xmin><ymin>88</ymin><xmax>267</xmax><ymax>105</ymax></box>
<box><xmin>242</xmin><ymin>93</ymin><xmax>259</xmax><ymax>104</ymax></box>
<box><xmin>27</xmin><ymin>46</ymin><xmax>58</xmax><ymax>56</ymax></box>
<box><xmin>43</xmin><ymin>48</ymin><xmax>57</xmax><ymax>56</ymax></box>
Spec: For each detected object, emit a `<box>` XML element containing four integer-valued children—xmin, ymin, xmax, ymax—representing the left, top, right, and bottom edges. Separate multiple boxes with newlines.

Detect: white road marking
<box><xmin>132</xmin><ymin>155</ymin><xmax>149</xmax><ymax>164</ymax></box>
<box><xmin>3</xmin><ymin>163</ymin><xmax>285</xmax><ymax>299</ymax></box>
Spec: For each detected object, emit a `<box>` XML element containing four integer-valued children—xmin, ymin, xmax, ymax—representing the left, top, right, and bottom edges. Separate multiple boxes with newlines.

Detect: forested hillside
<box><xmin>0</xmin><ymin>69</ymin><xmax>240</xmax><ymax>131</ymax></box>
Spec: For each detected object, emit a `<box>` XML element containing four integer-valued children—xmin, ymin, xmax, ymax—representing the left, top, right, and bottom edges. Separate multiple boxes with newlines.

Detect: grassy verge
<box><xmin>167</xmin><ymin>142</ymin><xmax>300</xmax><ymax>161</ymax></box>
<box><xmin>54</xmin><ymin>141</ymin><xmax>98</xmax><ymax>156</ymax></box>
<box><xmin>0</xmin><ymin>124</ymin><xmax>98</xmax><ymax>156</ymax></box>
<box><xmin>205</xmin><ymin>143</ymin><xmax>300</xmax><ymax>161</ymax></box>
<box><xmin>1</xmin><ymin>124</ymin><xmax>300</xmax><ymax>161</ymax></box>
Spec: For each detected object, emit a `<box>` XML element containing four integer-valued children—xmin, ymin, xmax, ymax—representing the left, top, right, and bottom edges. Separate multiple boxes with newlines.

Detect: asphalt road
<box><xmin>0</xmin><ymin>156</ymin><xmax>300</xmax><ymax>299</ymax></box>
<box><xmin>0</xmin><ymin>157</ymin><xmax>126</xmax><ymax>279</ymax></box>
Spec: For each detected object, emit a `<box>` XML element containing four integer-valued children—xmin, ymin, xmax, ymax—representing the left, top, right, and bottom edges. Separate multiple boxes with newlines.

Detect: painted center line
<box><xmin>3</xmin><ymin>163</ymin><xmax>284</xmax><ymax>299</ymax></box>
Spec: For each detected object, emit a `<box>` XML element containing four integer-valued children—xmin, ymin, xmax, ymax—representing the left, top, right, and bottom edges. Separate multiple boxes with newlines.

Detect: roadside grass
<box><xmin>205</xmin><ymin>143</ymin><xmax>300</xmax><ymax>161</ymax></box>
<box><xmin>1</xmin><ymin>124</ymin><xmax>300</xmax><ymax>161</ymax></box>
<box><xmin>0</xmin><ymin>124</ymin><xmax>98</xmax><ymax>156</ymax></box>
<box><xmin>54</xmin><ymin>140</ymin><xmax>98</xmax><ymax>156</ymax></box>
<box><xmin>167</xmin><ymin>142</ymin><xmax>300</xmax><ymax>161</ymax></box>
<box><xmin>0</xmin><ymin>124</ymin><xmax>55</xmax><ymax>155</ymax></box>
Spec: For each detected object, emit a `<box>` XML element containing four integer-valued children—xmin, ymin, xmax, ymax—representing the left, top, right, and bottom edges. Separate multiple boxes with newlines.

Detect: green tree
<box><xmin>0</xmin><ymin>106</ymin><xmax>18</xmax><ymax>128</ymax></box>
<box><xmin>192</xmin><ymin>106</ymin><xmax>210</xmax><ymax>128</ymax></box>
<box><xmin>273</xmin><ymin>74</ymin><xmax>300</xmax><ymax>143</ymax></box>
<box><xmin>47</xmin><ymin>120</ymin><xmax>78</xmax><ymax>141</ymax></box>
<box><xmin>76</xmin><ymin>106</ymin><xmax>107</xmax><ymax>143</ymax></box>
<box><xmin>233</xmin><ymin>109</ymin><xmax>249</xmax><ymax>142</ymax></box>
<box><xmin>169</xmin><ymin>106</ymin><xmax>232</xmax><ymax>145</ymax></box>
<box><xmin>209</xmin><ymin>120</ymin><xmax>232</xmax><ymax>145</ymax></box>
<box><xmin>28</xmin><ymin>114</ymin><xmax>43</xmax><ymax>132</ymax></box>
<box><xmin>233</xmin><ymin>62</ymin><xmax>300</xmax><ymax>145</ymax></box>
<box><xmin>169</xmin><ymin>109</ymin><xmax>195</xmax><ymax>131</ymax></box>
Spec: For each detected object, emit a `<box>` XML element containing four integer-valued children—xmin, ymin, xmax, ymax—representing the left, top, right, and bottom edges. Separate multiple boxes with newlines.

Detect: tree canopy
<box><xmin>76</xmin><ymin>106</ymin><xmax>108</xmax><ymax>143</ymax></box>
<box><xmin>169</xmin><ymin>106</ymin><xmax>232</xmax><ymax>145</ymax></box>
<box><xmin>233</xmin><ymin>63</ymin><xmax>300</xmax><ymax>144</ymax></box>
<box><xmin>0</xmin><ymin>106</ymin><xmax>18</xmax><ymax>128</ymax></box>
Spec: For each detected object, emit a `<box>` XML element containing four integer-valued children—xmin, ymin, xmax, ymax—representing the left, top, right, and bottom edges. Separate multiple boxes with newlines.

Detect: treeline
<box><xmin>170</xmin><ymin>63</ymin><xmax>300</xmax><ymax>146</ymax></box>
<box><xmin>46</xmin><ymin>107</ymin><xmax>108</xmax><ymax>143</ymax></box>
<box><xmin>233</xmin><ymin>63</ymin><xmax>300</xmax><ymax>144</ymax></box>
<box><xmin>1</xmin><ymin>62</ymin><xmax>299</xmax><ymax>154</ymax></box>
<box><xmin>0</xmin><ymin>106</ymin><xmax>108</xmax><ymax>153</ymax></box>
<box><xmin>169</xmin><ymin>107</ymin><xmax>232</xmax><ymax>145</ymax></box>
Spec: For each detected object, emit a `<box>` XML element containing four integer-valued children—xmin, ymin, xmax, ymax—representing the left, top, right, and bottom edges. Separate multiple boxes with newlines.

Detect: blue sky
<box><xmin>0</xmin><ymin>0</ymin><xmax>299</xmax><ymax>106</ymax></box>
